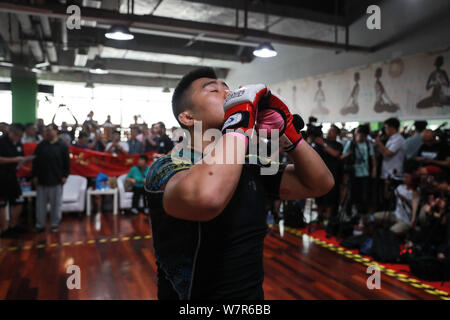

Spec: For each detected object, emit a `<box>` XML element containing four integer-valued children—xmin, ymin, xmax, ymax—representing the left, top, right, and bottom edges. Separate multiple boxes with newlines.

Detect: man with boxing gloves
<box><xmin>145</xmin><ymin>67</ymin><xmax>334</xmax><ymax>300</ymax></box>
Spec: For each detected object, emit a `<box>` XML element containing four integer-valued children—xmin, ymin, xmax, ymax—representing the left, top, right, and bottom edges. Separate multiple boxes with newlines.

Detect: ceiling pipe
<box><xmin>0</xmin><ymin>2</ymin><xmax>373</xmax><ymax>53</ymax></box>
<box><xmin>40</xmin><ymin>16</ymin><xmax>58</xmax><ymax>63</ymax></box>
<box><xmin>16</xmin><ymin>13</ymin><xmax>44</xmax><ymax>62</ymax></box>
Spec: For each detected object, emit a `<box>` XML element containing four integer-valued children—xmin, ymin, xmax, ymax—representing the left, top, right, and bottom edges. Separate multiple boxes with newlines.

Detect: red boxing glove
<box><xmin>258</xmin><ymin>92</ymin><xmax>304</xmax><ymax>152</ymax></box>
<box><xmin>221</xmin><ymin>84</ymin><xmax>268</xmax><ymax>137</ymax></box>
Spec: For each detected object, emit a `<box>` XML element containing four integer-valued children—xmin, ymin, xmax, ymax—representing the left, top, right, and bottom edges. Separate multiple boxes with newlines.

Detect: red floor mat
<box><xmin>287</xmin><ymin>225</ymin><xmax>450</xmax><ymax>298</ymax></box>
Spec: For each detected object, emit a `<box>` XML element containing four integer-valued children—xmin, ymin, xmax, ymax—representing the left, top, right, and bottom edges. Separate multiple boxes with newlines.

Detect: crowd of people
<box><xmin>0</xmin><ymin>112</ymin><xmax>175</xmax><ymax>238</ymax></box>
<box><xmin>292</xmin><ymin>117</ymin><xmax>449</xmax><ymax>261</ymax></box>
<box><xmin>1</xmin><ymin>113</ymin><xmax>449</xmax><ymax>262</ymax></box>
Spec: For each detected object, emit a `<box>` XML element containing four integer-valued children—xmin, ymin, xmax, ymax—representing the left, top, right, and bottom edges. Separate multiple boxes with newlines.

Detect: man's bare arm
<box><xmin>163</xmin><ymin>135</ymin><xmax>246</xmax><ymax>221</ymax></box>
<box><xmin>279</xmin><ymin>141</ymin><xmax>334</xmax><ymax>200</ymax></box>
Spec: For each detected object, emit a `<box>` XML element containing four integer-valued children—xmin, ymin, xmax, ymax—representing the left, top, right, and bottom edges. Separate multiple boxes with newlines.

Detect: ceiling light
<box><xmin>253</xmin><ymin>42</ymin><xmax>277</xmax><ymax>58</ymax></box>
<box><xmin>105</xmin><ymin>25</ymin><xmax>134</xmax><ymax>41</ymax></box>
<box><xmin>89</xmin><ymin>63</ymin><xmax>108</xmax><ymax>74</ymax></box>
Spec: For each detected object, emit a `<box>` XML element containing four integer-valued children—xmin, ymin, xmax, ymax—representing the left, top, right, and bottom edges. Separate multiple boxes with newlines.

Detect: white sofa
<box><xmin>117</xmin><ymin>173</ymin><xmax>144</xmax><ymax>213</ymax></box>
<box><xmin>61</xmin><ymin>175</ymin><xmax>88</xmax><ymax>213</ymax></box>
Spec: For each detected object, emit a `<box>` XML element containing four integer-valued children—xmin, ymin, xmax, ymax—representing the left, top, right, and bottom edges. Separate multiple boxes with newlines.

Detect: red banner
<box><xmin>18</xmin><ymin>143</ymin><xmax>156</xmax><ymax>178</ymax></box>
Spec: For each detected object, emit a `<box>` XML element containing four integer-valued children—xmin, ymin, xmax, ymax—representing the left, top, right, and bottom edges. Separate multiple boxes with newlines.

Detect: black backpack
<box><xmin>340</xmin><ymin>234</ymin><xmax>371</xmax><ymax>250</ymax></box>
<box><xmin>409</xmin><ymin>256</ymin><xmax>450</xmax><ymax>282</ymax></box>
<box><xmin>326</xmin><ymin>215</ymin><xmax>354</xmax><ymax>239</ymax></box>
<box><xmin>370</xmin><ymin>229</ymin><xmax>400</xmax><ymax>262</ymax></box>
<box><xmin>282</xmin><ymin>200</ymin><xmax>306</xmax><ymax>228</ymax></box>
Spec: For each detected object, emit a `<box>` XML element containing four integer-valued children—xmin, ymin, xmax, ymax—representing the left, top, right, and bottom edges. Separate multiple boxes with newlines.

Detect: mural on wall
<box><xmin>417</xmin><ymin>56</ymin><xmax>450</xmax><ymax>109</ymax></box>
<box><xmin>272</xmin><ymin>48</ymin><xmax>450</xmax><ymax>122</ymax></box>
<box><xmin>373</xmin><ymin>67</ymin><xmax>400</xmax><ymax>113</ymax></box>
<box><xmin>313</xmin><ymin>80</ymin><xmax>329</xmax><ymax>115</ymax></box>
<box><xmin>340</xmin><ymin>72</ymin><xmax>360</xmax><ymax>115</ymax></box>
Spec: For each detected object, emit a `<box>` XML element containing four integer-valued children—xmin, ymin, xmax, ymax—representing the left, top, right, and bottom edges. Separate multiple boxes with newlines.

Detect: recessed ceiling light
<box><xmin>105</xmin><ymin>25</ymin><xmax>134</xmax><ymax>41</ymax></box>
<box><xmin>253</xmin><ymin>42</ymin><xmax>277</xmax><ymax>58</ymax></box>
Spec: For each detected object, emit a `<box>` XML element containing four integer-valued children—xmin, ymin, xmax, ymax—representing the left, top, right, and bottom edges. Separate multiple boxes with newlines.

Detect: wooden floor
<box><xmin>0</xmin><ymin>212</ymin><xmax>439</xmax><ymax>300</ymax></box>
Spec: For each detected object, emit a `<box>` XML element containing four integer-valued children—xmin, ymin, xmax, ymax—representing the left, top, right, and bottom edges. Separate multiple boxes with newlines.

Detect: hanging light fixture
<box><xmin>105</xmin><ymin>25</ymin><xmax>134</xmax><ymax>41</ymax></box>
<box><xmin>253</xmin><ymin>42</ymin><xmax>277</xmax><ymax>58</ymax></box>
<box><xmin>162</xmin><ymin>87</ymin><xmax>171</xmax><ymax>93</ymax></box>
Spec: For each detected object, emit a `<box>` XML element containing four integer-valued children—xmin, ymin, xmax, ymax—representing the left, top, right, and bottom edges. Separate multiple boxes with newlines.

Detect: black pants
<box><xmin>132</xmin><ymin>186</ymin><xmax>145</xmax><ymax>209</ymax></box>
<box><xmin>351</xmin><ymin>176</ymin><xmax>370</xmax><ymax>216</ymax></box>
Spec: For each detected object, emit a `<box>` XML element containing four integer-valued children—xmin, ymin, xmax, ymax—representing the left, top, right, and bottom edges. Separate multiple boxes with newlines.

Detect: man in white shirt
<box><xmin>375</xmin><ymin>118</ymin><xmax>406</xmax><ymax>179</ymax></box>
<box><xmin>373</xmin><ymin>169</ymin><xmax>419</xmax><ymax>235</ymax></box>
<box><xmin>21</xmin><ymin>123</ymin><xmax>42</xmax><ymax>143</ymax></box>
<box><xmin>375</xmin><ymin>118</ymin><xmax>406</xmax><ymax>209</ymax></box>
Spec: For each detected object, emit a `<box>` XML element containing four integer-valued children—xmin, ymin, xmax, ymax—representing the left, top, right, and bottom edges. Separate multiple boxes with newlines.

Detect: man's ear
<box><xmin>178</xmin><ymin>111</ymin><xmax>194</xmax><ymax>128</ymax></box>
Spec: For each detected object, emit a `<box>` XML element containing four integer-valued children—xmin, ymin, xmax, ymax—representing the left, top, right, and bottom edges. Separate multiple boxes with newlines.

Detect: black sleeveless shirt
<box><xmin>145</xmin><ymin>150</ymin><xmax>285</xmax><ymax>300</ymax></box>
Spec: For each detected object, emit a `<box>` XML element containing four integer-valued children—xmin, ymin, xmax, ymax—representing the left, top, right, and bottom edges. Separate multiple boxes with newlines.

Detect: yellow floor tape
<box><xmin>282</xmin><ymin>226</ymin><xmax>449</xmax><ymax>300</ymax></box>
<box><xmin>0</xmin><ymin>234</ymin><xmax>152</xmax><ymax>252</ymax></box>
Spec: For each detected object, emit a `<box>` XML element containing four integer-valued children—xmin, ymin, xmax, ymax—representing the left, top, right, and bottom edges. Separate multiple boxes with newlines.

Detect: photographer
<box><xmin>414</xmin><ymin>129</ymin><xmax>449</xmax><ymax>171</ymax></box>
<box><xmin>375</xmin><ymin>118</ymin><xmax>406</xmax><ymax>209</ymax></box>
<box><xmin>414</xmin><ymin>192</ymin><xmax>448</xmax><ymax>258</ymax></box>
<box><xmin>373</xmin><ymin>164</ymin><xmax>420</xmax><ymax>236</ymax></box>
<box><xmin>341</xmin><ymin>124</ymin><xmax>377</xmax><ymax>221</ymax></box>
<box><xmin>311</xmin><ymin>124</ymin><xmax>343</xmax><ymax>223</ymax></box>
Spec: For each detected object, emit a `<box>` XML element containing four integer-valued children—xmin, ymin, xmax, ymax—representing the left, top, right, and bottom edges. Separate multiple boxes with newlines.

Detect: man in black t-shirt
<box><xmin>32</xmin><ymin>124</ymin><xmax>70</xmax><ymax>233</ymax></box>
<box><xmin>415</xmin><ymin>129</ymin><xmax>449</xmax><ymax>172</ymax></box>
<box><xmin>0</xmin><ymin>123</ymin><xmax>30</xmax><ymax>238</ymax></box>
<box><xmin>145</xmin><ymin>68</ymin><xmax>334</xmax><ymax>300</ymax></box>
<box><xmin>154</xmin><ymin>122</ymin><xmax>174</xmax><ymax>154</ymax></box>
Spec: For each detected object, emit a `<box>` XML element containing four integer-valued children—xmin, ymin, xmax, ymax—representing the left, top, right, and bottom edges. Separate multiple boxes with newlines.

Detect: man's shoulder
<box><xmin>145</xmin><ymin>155</ymin><xmax>193</xmax><ymax>192</ymax></box>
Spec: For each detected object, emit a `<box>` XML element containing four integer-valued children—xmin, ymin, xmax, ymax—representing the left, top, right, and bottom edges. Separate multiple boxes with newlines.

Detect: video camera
<box><xmin>306</xmin><ymin>116</ymin><xmax>323</xmax><ymax>139</ymax></box>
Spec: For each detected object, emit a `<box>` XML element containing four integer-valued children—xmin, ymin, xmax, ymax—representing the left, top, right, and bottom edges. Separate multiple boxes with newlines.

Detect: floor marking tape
<box><xmin>1</xmin><ymin>234</ymin><xmax>152</xmax><ymax>252</ymax></box>
<box><xmin>283</xmin><ymin>226</ymin><xmax>449</xmax><ymax>300</ymax></box>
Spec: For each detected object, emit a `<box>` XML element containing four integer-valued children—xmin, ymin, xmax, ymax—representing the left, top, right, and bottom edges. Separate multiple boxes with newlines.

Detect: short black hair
<box><xmin>47</xmin><ymin>123</ymin><xmax>59</xmax><ymax>131</ymax></box>
<box><xmin>138</xmin><ymin>154</ymin><xmax>148</xmax><ymax>162</ymax></box>
<box><xmin>78</xmin><ymin>131</ymin><xmax>89</xmax><ymax>139</ymax></box>
<box><xmin>357</xmin><ymin>124</ymin><xmax>370</xmax><ymax>136</ymax></box>
<box><xmin>25</xmin><ymin>122</ymin><xmax>35</xmax><ymax>129</ymax></box>
<box><xmin>403</xmin><ymin>159</ymin><xmax>419</xmax><ymax>174</ymax></box>
<box><xmin>414</xmin><ymin>120</ymin><xmax>427</xmax><ymax>132</ymax></box>
<box><xmin>330</xmin><ymin>124</ymin><xmax>341</xmax><ymax>135</ymax></box>
<box><xmin>10</xmin><ymin>123</ymin><xmax>25</xmax><ymax>133</ymax></box>
<box><xmin>172</xmin><ymin>67</ymin><xmax>217</xmax><ymax>128</ymax></box>
<box><xmin>157</xmin><ymin>121</ymin><xmax>166</xmax><ymax>130</ymax></box>
<box><xmin>384</xmin><ymin>117</ymin><xmax>400</xmax><ymax>130</ymax></box>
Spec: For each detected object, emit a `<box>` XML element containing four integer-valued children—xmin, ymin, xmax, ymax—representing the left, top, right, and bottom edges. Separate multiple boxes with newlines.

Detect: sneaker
<box><xmin>130</xmin><ymin>208</ymin><xmax>139</xmax><ymax>215</ymax></box>
<box><xmin>51</xmin><ymin>226</ymin><xmax>59</xmax><ymax>233</ymax></box>
<box><xmin>143</xmin><ymin>208</ymin><xmax>150</xmax><ymax>215</ymax></box>
<box><xmin>11</xmin><ymin>225</ymin><xmax>28</xmax><ymax>234</ymax></box>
